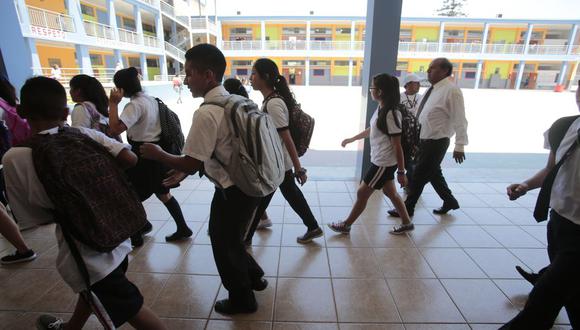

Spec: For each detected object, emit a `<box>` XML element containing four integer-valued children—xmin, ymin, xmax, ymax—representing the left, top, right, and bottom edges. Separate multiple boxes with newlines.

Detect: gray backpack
<box><xmin>202</xmin><ymin>94</ymin><xmax>285</xmax><ymax>197</ymax></box>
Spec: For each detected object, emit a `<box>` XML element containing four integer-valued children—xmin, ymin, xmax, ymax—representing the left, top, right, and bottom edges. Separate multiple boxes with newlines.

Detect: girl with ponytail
<box><xmin>246</xmin><ymin>58</ymin><xmax>323</xmax><ymax>245</ymax></box>
<box><xmin>328</xmin><ymin>73</ymin><xmax>414</xmax><ymax>235</ymax></box>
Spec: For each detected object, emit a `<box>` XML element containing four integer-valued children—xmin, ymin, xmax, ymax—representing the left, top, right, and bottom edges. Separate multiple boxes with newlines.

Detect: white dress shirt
<box><xmin>418</xmin><ymin>78</ymin><xmax>468</xmax><ymax>151</ymax></box>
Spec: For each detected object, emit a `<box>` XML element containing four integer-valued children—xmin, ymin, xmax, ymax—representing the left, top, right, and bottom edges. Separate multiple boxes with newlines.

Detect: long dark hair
<box><xmin>113</xmin><ymin>67</ymin><xmax>142</xmax><ymax>97</ymax></box>
<box><xmin>223</xmin><ymin>78</ymin><xmax>249</xmax><ymax>98</ymax></box>
<box><xmin>0</xmin><ymin>76</ymin><xmax>17</xmax><ymax>107</ymax></box>
<box><xmin>253</xmin><ymin>58</ymin><xmax>298</xmax><ymax>110</ymax></box>
<box><xmin>373</xmin><ymin>73</ymin><xmax>401</xmax><ymax>135</ymax></box>
<box><xmin>69</xmin><ymin>74</ymin><xmax>109</xmax><ymax>117</ymax></box>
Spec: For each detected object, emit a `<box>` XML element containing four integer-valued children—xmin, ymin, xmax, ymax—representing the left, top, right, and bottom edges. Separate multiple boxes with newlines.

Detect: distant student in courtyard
<box><xmin>399</xmin><ymin>74</ymin><xmax>422</xmax><ymax>190</ymax></box>
<box><xmin>501</xmin><ymin>84</ymin><xmax>580</xmax><ymax>330</ymax></box>
<box><xmin>327</xmin><ymin>73</ymin><xmax>413</xmax><ymax>235</ymax></box>
<box><xmin>109</xmin><ymin>67</ymin><xmax>192</xmax><ymax>245</ymax></box>
<box><xmin>172</xmin><ymin>74</ymin><xmax>183</xmax><ymax>104</ymax></box>
<box><xmin>246</xmin><ymin>58</ymin><xmax>324</xmax><ymax>244</ymax></box>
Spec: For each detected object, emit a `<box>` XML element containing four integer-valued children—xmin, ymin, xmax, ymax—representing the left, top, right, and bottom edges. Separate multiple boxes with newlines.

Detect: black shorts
<box><xmin>363</xmin><ymin>163</ymin><xmax>397</xmax><ymax>190</ymax></box>
<box><xmin>87</xmin><ymin>257</ymin><xmax>144</xmax><ymax>328</ymax></box>
<box><xmin>126</xmin><ymin>140</ymin><xmax>170</xmax><ymax>201</ymax></box>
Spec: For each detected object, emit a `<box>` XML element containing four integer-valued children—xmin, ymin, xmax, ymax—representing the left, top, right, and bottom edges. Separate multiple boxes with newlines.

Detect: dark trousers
<box><xmin>404</xmin><ymin>138</ymin><xmax>456</xmax><ymax>210</ymax></box>
<box><xmin>404</xmin><ymin>150</ymin><xmax>415</xmax><ymax>188</ymax></box>
<box><xmin>501</xmin><ymin>211</ymin><xmax>580</xmax><ymax>330</ymax></box>
<box><xmin>209</xmin><ymin>186</ymin><xmax>264</xmax><ymax>305</ymax></box>
<box><xmin>245</xmin><ymin>170</ymin><xmax>319</xmax><ymax>243</ymax></box>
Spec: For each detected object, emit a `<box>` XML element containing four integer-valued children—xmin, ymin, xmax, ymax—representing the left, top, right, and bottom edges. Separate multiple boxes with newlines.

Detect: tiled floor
<box><xmin>0</xmin><ymin>177</ymin><xmax>571</xmax><ymax>329</ymax></box>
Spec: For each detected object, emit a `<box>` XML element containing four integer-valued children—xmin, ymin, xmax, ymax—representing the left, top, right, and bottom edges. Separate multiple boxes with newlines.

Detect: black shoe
<box><xmin>387</xmin><ymin>207</ymin><xmax>414</xmax><ymax>218</ymax></box>
<box><xmin>165</xmin><ymin>228</ymin><xmax>193</xmax><ymax>242</ymax></box>
<box><xmin>433</xmin><ymin>201</ymin><xmax>460</xmax><ymax>215</ymax></box>
<box><xmin>131</xmin><ymin>234</ymin><xmax>144</xmax><ymax>248</ymax></box>
<box><xmin>140</xmin><ymin>221</ymin><xmax>153</xmax><ymax>235</ymax></box>
<box><xmin>214</xmin><ymin>299</ymin><xmax>257</xmax><ymax>315</ymax></box>
<box><xmin>515</xmin><ymin>266</ymin><xmax>540</xmax><ymax>285</ymax></box>
<box><xmin>252</xmin><ymin>278</ymin><xmax>268</xmax><ymax>291</ymax></box>
<box><xmin>0</xmin><ymin>249</ymin><xmax>37</xmax><ymax>265</ymax></box>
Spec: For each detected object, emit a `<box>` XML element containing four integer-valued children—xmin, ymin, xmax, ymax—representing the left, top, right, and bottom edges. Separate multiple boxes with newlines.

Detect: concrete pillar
<box><xmin>113</xmin><ymin>49</ymin><xmax>122</xmax><ymax>67</ymax></box>
<box><xmin>474</xmin><ymin>60</ymin><xmax>483</xmax><ymax>89</ymax></box>
<box><xmin>140</xmin><ymin>53</ymin><xmax>149</xmax><ymax>80</ymax></box>
<box><xmin>438</xmin><ymin>22</ymin><xmax>445</xmax><ymax>52</ymax></box>
<box><xmin>481</xmin><ymin>22</ymin><xmax>489</xmax><ymax>53</ymax></box>
<box><xmin>159</xmin><ymin>55</ymin><xmax>168</xmax><ymax>81</ymax></box>
<box><xmin>306</xmin><ymin>21</ymin><xmax>311</xmax><ymax>51</ymax></box>
<box><xmin>569</xmin><ymin>61</ymin><xmax>579</xmax><ymax>91</ymax></box>
<box><xmin>350</xmin><ymin>20</ymin><xmax>356</xmax><ymax>50</ymax></box>
<box><xmin>515</xmin><ymin>60</ymin><xmax>526</xmax><ymax>90</ymax></box>
<box><xmin>205</xmin><ymin>15</ymin><xmax>210</xmax><ymax>43</ymax></box>
<box><xmin>216</xmin><ymin>20</ymin><xmax>223</xmax><ymax>49</ymax></box>
<box><xmin>66</xmin><ymin>0</ymin><xmax>86</xmax><ymax>35</ymax></box>
<box><xmin>170</xmin><ymin>20</ymin><xmax>177</xmax><ymax>45</ymax></box>
<box><xmin>523</xmin><ymin>24</ymin><xmax>534</xmax><ymax>54</ymax></box>
<box><xmin>173</xmin><ymin>60</ymin><xmax>180</xmax><ymax>74</ymax></box>
<box><xmin>155</xmin><ymin>13</ymin><xmax>164</xmax><ymax>48</ymax></box>
<box><xmin>305</xmin><ymin>58</ymin><xmax>310</xmax><ymax>86</ymax></box>
<box><xmin>557</xmin><ymin>61</ymin><xmax>568</xmax><ymax>85</ymax></box>
<box><xmin>567</xmin><ymin>24</ymin><xmax>578</xmax><ymax>55</ymax></box>
<box><xmin>357</xmin><ymin>0</ymin><xmax>402</xmax><ymax>179</ymax></box>
<box><xmin>134</xmin><ymin>5</ymin><xmax>144</xmax><ymax>44</ymax></box>
<box><xmin>15</xmin><ymin>0</ymin><xmax>31</xmax><ymax>27</ymax></box>
<box><xmin>348</xmin><ymin>58</ymin><xmax>354</xmax><ymax>87</ymax></box>
<box><xmin>261</xmin><ymin>20</ymin><xmax>266</xmax><ymax>50</ymax></box>
<box><xmin>107</xmin><ymin>0</ymin><xmax>119</xmax><ymax>40</ymax></box>
<box><xmin>75</xmin><ymin>45</ymin><xmax>94</xmax><ymax>75</ymax></box>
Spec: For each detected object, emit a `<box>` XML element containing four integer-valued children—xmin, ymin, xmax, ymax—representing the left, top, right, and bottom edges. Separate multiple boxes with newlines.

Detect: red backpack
<box><xmin>0</xmin><ymin>98</ymin><xmax>31</xmax><ymax>145</ymax></box>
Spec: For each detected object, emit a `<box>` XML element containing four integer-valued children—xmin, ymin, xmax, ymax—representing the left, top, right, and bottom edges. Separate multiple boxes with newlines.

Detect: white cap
<box><xmin>403</xmin><ymin>74</ymin><xmax>421</xmax><ymax>86</ymax></box>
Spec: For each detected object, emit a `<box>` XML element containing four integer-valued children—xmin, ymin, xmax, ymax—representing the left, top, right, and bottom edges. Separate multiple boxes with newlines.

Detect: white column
<box><xmin>216</xmin><ymin>20</ymin><xmax>223</xmax><ymax>49</ymax></box>
<box><xmin>350</xmin><ymin>20</ymin><xmax>356</xmax><ymax>51</ymax></box>
<box><xmin>15</xmin><ymin>0</ymin><xmax>31</xmax><ymax>27</ymax></box>
<box><xmin>107</xmin><ymin>0</ymin><xmax>119</xmax><ymax>41</ymax></box>
<box><xmin>76</xmin><ymin>45</ymin><xmax>94</xmax><ymax>75</ymax></box>
<box><xmin>66</xmin><ymin>0</ymin><xmax>86</xmax><ymax>35</ymax></box>
<box><xmin>481</xmin><ymin>22</ymin><xmax>489</xmax><ymax>54</ymax></box>
<box><xmin>437</xmin><ymin>21</ymin><xmax>445</xmax><ymax>52</ymax></box>
<box><xmin>515</xmin><ymin>60</ymin><xmax>525</xmax><ymax>90</ymax></box>
<box><xmin>523</xmin><ymin>23</ymin><xmax>534</xmax><ymax>54</ymax></box>
<box><xmin>140</xmin><ymin>53</ymin><xmax>149</xmax><ymax>80</ymax></box>
<box><xmin>155</xmin><ymin>13</ymin><xmax>164</xmax><ymax>48</ymax></box>
<box><xmin>134</xmin><ymin>5</ymin><xmax>144</xmax><ymax>45</ymax></box>
<box><xmin>205</xmin><ymin>15</ymin><xmax>210</xmax><ymax>43</ymax></box>
<box><xmin>29</xmin><ymin>39</ymin><xmax>43</xmax><ymax>75</ymax></box>
<box><xmin>569</xmin><ymin>61</ymin><xmax>579</xmax><ymax>91</ymax></box>
<box><xmin>306</xmin><ymin>21</ymin><xmax>311</xmax><ymax>51</ymax></box>
<box><xmin>557</xmin><ymin>61</ymin><xmax>568</xmax><ymax>85</ymax></box>
<box><xmin>261</xmin><ymin>20</ymin><xmax>266</xmax><ymax>50</ymax></box>
<box><xmin>567</xmin><ymin>24</ymin><xmax>578</xmax><ymax>55</ymax></box>
<box><xmin>474</xmin><ymin>60</ymin><xmax>483</xmax><ymax>89</ymax></box>
<box><xmin>159</xmin><ymin>55</ymin><xmax>168</xmax><ymax>80</ymax></box>
<box><xmin>305</xmin><ymin>58</ymin><xmax>310</xmax><ymax>86</ymax></box>
<box><xmin>348</xmin><ymin>58</ymin><xmax>354</xmax><ymax>87</ymax></box>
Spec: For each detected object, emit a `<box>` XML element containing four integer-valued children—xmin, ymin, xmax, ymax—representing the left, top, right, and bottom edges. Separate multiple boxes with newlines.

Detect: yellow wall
<box><xmin>414</xmin><ymin>27</ymin><xmax>439</xmax><ymax>42</ymax></box>
<box><xmin>37</xmin><ymin>44</ymin><xmax>77</xmax><ymax>68</ymax></box>
<box><xmin>490</xmin><ymin>29</ymin><xmax>519</xmax><ymax>43</ymax></box>
<box><xmin>409</xmin><ymin>60</ymin><xmax>431</xmax><ymax>73</ymax></box>
<box><xmin>484</xmin><ymin>61</ymin><xmax>512</xmax><ymax>79</ymax></box>
<box><xmin>26</xmin><ymin>0</ymin><xmax>65</xmax><ymax>13</ymax></box>
<box><xmin>222</xmin><ymin>23</ymin><xmax>261</xmax><ymax>40</ymax></box>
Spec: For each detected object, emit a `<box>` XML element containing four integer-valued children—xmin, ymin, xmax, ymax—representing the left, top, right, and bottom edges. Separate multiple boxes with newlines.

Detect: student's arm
<box><xmin>140</xmin><ymin>143</ymin><xmax>202</xmax><ymax>174</ymax></box>
<box><xmin>278</xmin><ymin>129</ymin><xmax>307</xmax><ymax>185</ymax></box>
<box><xmin>108</xmin><ymin>88</ymin><xmax>128</xmax><ymax>136</ymax></box>
<box><xmin>506</xmin><ymin>151</ymin><xmax>556</xmax><ymax>200</ymax></box>
<box><xmin>341</xmin><ymin>128</ymin><xmax>370</xmax><ymax>147</ymax></box>
<box><xmin>391</xmin><ymin>135</ymin><xmax>407</xmax><ymax>187</ymax></box>
<box><xmin>115</xmin><ymin>149</ymin><xmax>138</xmax><ymax>169</ymax></box>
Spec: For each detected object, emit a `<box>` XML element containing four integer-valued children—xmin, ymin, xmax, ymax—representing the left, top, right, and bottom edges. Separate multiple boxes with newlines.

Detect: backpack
<box><xmin>79</xmin><ymin>102</ymin><xmax>122</xmax><ymax>142</ymax></box>
<box><xmin>0</xmin><ymin>98</ymin><xmax>31</xmax><ymax>145</ymax></box>
<box><xmin>0</xmin><ymin>120</ymin><xmax>12</xmax><ymax>159</ymax></box>
<box><xmin>201</xmin><ymin>94</ymin><xmax>285</xmax><ymax>197</ymax></box>
<box><xmin>265</xmin><ymin>94</ymin><xmax>315</xmax><ymax>157</ymax></box>
<box><xmin>25</xmin><ymin>127</ymin><xmax>148</xmax><ymax>253</ymax></box>
<box><xmin>399</xmin><ymin>105</ymin><xmax>421</xmax><ymax>158</ymax></box>
<box><xmin>548</xmin><ymin>115</ymin><xmax>580</xmax><ymax>151</ymax></box>
<box><xmin>156</xmin><ymin>98</ymin><xmax>185</xmax><ymax>155</ymax></box>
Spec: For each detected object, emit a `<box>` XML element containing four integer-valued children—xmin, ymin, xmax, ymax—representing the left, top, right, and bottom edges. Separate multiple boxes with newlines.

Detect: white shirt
<box><xmin>418</xmin><ymin>78</ymin><xmax>468</xmax><ymax>151</ymax></box>
<box><xmin>183</xmin><ymin>85</ymin><xmax>235</xmax><ymax>189</ymax></box>
<box><xmin>400</xmin><ymin>91</ymin><xmax>422</xmax><ymax>116</ymax></box>
<box><xmin>2</xmin><ymin>126</ymin><xmax>132</xmax><ymax>293</ymax></box>
<box><xmin>369</xmin><ymin>107</ymin><xmax>403</xmax><ymax>167</ymax></box>
<box><xmin>547</xmin><ymin>117</ymin><xmax>580</xmax><ymax>225</ymax></box>
<box><xmin>71</xmin><ymin>102</ymin><xmax>108</xmax><ymax>129</ymax></box>
<box><xmin>262</xmin><ymin>97</ymin><xmax>293</xmax><ymax>171</ymax></box>
<box><xmin>119</xmin><ymin>92</ymin><xmax>162</xmax><ymax>142</ymax></box>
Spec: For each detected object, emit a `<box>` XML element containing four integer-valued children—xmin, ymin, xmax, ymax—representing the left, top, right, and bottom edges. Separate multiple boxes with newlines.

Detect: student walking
<box><xmin>328</xmin><ymin>73</ymin><xmax>414</xmax><ymax>235</ymax></box>
<box><xmin>109</xmin><ymin>67</ymin><xmax>192</xmax><ymax>244</ymax></box>
<box><xmin>246</xmin><ymin>58</ymin><xmax>323</xmax><ymax>244</ymax></box>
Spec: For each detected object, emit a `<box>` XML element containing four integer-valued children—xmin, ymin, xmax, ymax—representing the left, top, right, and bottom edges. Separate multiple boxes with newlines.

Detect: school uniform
<box><xmin>364</xmin><ymin>106</ymin><xmax>403</xmax><ymax>189</ymax></box>
<box><xmin>2</xmin><ymin>127</ymin><xmax>142</xmax><ymax>328</ymax></box>
<box><xmin>183</xmin><ymin>85</ymin><xmax>264</xmax><ymax>307</ymax></box>
<box><xmin>71</xmin><ymin>101</ymin><xmax>108</xmax><ymax>129</ymax></box>
<box><xmin>400</xmin><ymin>91</ymin><xmax>422</xmax><ymax>117</ymax></box>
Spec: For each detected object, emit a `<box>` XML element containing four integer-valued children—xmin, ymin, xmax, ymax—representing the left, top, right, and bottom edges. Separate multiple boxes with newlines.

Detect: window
<box><xmin>336</xmin><ymin>27</ymin><xmax>351</xmax><ymax>34</ymax></box>
<box><xmin>142</xmin><ymin>23</ymin><xmax>155</xmax><ymax>34</ymax></box>
<box><xmin>48</xmin><ymin>58</ymin><xmax>62</xmax><ymax>67</ymax></box>
<box><xmin>90</xmin><ymin>54</ymin><xmax>103</xmax><ymax>66</ymax></box>
<box><xmin>236</xmin><ymin>68</ymin><xmax>249</xmax><ymax>75</ymax></box>
<box><xmin>80</xmin><ymin>3</ymin><xmax>95</xmax><ymax>17</ymax></box>
<box><xmin>283</xmin><ymin>60</ymin><xmax>305</xmax><ymax>66</ymax></box>
<box><xmin>146</xmin><ymin>58</ymin><xmax>159</xmax><ymax>67</ymax></box>
<box><xmin>128</xmin><ymin>57</ymin><xmax>140</xmax><ymax>68</ymax></box>
<box><xmin>231</xmin><ymin>28</ymin><xmax>251</xmax><ymax>34</ymax></box>
<box><xmin>233</xmin><ymin>60</ymin><xmax>252</xmax><ymax>66</ymax></box>
<box><xmin>465</xmin><ymin>72</ymin><xmax>476</xmax><ymax>79</ymax></box>
<box><xmin>311</xmin><ymin>27</ymin><xmax>331</xmax><ymax>34</ymax></box>
<box><xmin>311</xmin><ymin>60</ymin><xmax>330</xmax><ymax>66</ymax></box>
<box><xmin>313</xmin><ymin>69</ymin><xmax>325</xmax><ymax>76</ymax></box>
<box><xmin>334</xmin><ymin>60</ymin><xmax>349</xmax><ymax>66</ymax></box>
<box><xmin>283</xmin><ymin>27</ymin><xmax>305</xmax><ymax>35</ymax></box>
<box><xmin>462</xmin><ymin>62</ymin><xmax>477</xmax><ymax>69</ymax></box>
<box><xmin>123</xmin><ymin>17</ymin><xmax>136</xmax><ymax>31</ymax></box>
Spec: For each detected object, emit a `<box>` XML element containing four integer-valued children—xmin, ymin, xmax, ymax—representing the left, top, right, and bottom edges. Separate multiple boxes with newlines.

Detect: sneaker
<box><xmin>36</xmin><ymin>314</ymin><xmax>64</xmax><ymax>330</ymax></box>
<box><xmin>327</xmin><ymin>221</ymin><xmax>351</xmax><ymax>234</ymax></box>
<box><xmin>389</xmin><ymin>223</ymin><xmax>415</xmax><ymax>235</ymax></box>
<box><xmin>165</xmin><ymin>228</ymin><xmax>193</xmax><ymax>242</ymax></box>
<box><xmin>0</xmin><ymin>249</ymin><xmax>37</xmax><ymax>265</ymax></box>
<box><xmin>297</xmin><ymin>227</ymin><xmax>324</xmax><ymax>244</ymax></box>
<box><xmin>256</xmin><ymin>218</ymin><xmax>273</xmax><ymax>230</ymax></box>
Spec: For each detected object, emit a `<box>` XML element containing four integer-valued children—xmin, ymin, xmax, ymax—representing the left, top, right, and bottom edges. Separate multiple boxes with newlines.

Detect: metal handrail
<box><xmin>118</xmin><ymin>28</ymin><xmax>140</xmax><ymax>44</ymax></box>
<box><xmin>27</xmin><ymin>5</ymin><xmax>75</xmax><ymax>32</ymax></box>
<box><xmin>165</xmin><ymin>41</ymin><xmax>185</xmax><ymax>63</ymax></box>
<box><xmin>83</xmin><ymin>20</ymin><xmax>114</xmax><ymax>40</ymax></box>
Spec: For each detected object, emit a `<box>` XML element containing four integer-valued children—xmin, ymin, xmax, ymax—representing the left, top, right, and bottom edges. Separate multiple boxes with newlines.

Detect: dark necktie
<box><xmin>533</xmin><ymin>132</ymin><xmax>579</xmax><ymax>222</ymax></box>
<box><xmin>416</xmin><ymin>86</ymin><xmax>433</xmax><ymax>119</ymax></box>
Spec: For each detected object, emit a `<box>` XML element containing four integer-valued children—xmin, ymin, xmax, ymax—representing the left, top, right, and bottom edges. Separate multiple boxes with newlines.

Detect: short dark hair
<box><xmin>20</xmin><ymin>76</ymin><xmax>67</xmax><ymax>121</ymax></box>
<box><xmin>435</xmin><ymin>57</ymin><xmax>453</xmax><ymax>77</ymax></box>
<box><xmin>223</xmin><ymin>78</ymin><xmax>248</xmax><ymax>98</ymax></box>
<box><xmin>113</xmin><ymin>67</ymin><xmax>142</xmax><ymax>97</ymax></box>
<box><xmin>0</xmin><ymin>76</ymin><xmax>17</xmax><ymax>107</ymax></box>
<box><xmin>185</xmin><ymin>44</ymin><xmax>226</xmax><ymax>82</ymax></box>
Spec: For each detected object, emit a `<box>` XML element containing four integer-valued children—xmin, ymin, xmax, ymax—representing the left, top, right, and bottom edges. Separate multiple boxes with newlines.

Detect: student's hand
<box><xmin>397</xmin><ymin>173</ymin><xmax>407</xmax><ymax>188</ymax></box>
<box><xmin>341</xmin><ymin>138</ymin><xmax>354</xmax><ymax>148</ymax></box>
<box><xmin>109</xmin><ymin>88</ymin><xmax>124</xmax><ymax>105</ymax></box>
<box><xmin>163</xmin><ymin>170</ymin><xmax>188</xmax><ymax>188</ymax></box>
<box><xmin>295</xmin><ymin>169</ymin><xmax>308</xmax><ymax>185</ymax></box>
<box><xmin>453</xmin><ymin>151</ymin><xmax>466</xmax><ymax>164</ymax></box>
<box><xmin>139</xmin><ymin>143</ymin><xmax>163</xmax><ymax>160</ymax></box>
<box><xmin>506</xmin><ymin>183</ymin><xmax>528</xmax><ymax>201</ymax></box>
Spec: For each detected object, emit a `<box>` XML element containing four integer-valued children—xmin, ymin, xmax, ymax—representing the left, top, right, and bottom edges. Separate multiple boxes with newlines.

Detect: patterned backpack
<box><xmin>26</xmin><ymin>127</ymin><xmax>148</xmax><ymax>252</ymax></box>
<box><xmin>399</xmin><ymin>105</ymin><xmax>421</xmax><ymax>158</ymax></box>
<box><xmin>156</xmin><ymin>98</ymin><xmax>184</xmax><ymax>155</ymax></box>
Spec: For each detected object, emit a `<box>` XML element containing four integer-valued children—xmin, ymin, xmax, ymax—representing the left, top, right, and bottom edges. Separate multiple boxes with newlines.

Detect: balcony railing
<box><xmin>399</xmin><ymin>42</ymin><xmax>439</xmax><ymax>53</ymax></box>
<box><xmin>27</xmin><ymin>6</ymin><xmax>75</xmax><ymax>33</ymax></box>
<box><xmin>118</xmin><ymin>28</ymin><xmax>140</xmax><ymax>44</ymax></box>
<box><xmin>83</xmin><ymin>20</ymin><xmax>115</xmax><ymax>40</ymax></box>
<box><xmin>310</xmin><ymin>41</ymin><xmax>352</xmax><ymax>51</ymax></box>
<box><xmin>527</xmin><ymin>44</ymin><xmax>569</xmax><ymax>55</ymax></box>
<box><xmin>165</xmin><ymin>41</ymin><xmax>185</xmax><ymax>63</ymax></box>
<box><xmin>160</xmin><ymin>1</ymin><xmax>190</xmax><ymax>27</ymax></box>
<box><xmin>143</xmin><ymin>34</ymin><xmax>159</xmax><ymax>48</ymax></box>
<box><xmin>266</xmin><ymin>40</ymin><xmax>307</xmax><ymax>50</ymax></box>
<box><xmin>221</xmin><ymin>40</ymin><xmax>262</xmax><ymax>51</ymax></box>
<box><xmin>190</xmin><ymin>17</ymin><xmax>217</xmax><ymax>33</ymax></box>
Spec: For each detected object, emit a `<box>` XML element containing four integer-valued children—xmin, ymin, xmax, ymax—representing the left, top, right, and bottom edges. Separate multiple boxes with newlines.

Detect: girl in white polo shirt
<box><xmin>328</xmin><ymin>73</ymin><xmax>414</xmax><ymax>235</ymax></box>
<box><xmin>108</xmin><ymin>67</ymin><xmax>192</xmax><ymax>244</ymax></box>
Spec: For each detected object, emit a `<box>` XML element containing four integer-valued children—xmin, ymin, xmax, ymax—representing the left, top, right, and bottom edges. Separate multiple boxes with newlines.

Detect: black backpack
<box><xmin>399</xmin><ymin>105</ymin><xmax>421</xmax><ymax>158</ymax></box>
<box><xmin>156</xmin><ymin>98</ymin><xmax>185</xmax><ymax>155</ymax></box>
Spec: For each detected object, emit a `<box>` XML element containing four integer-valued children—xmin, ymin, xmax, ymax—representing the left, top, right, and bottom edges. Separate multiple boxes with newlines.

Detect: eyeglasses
<box><xmin>368</xmin><ymin>87</ymin><xmax>377</xmax><ymax>91</ymax></box>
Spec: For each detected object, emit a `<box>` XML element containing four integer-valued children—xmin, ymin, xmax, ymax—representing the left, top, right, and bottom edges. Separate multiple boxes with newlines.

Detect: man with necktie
<box><xmin>388</xmin><ymin>57</ymin><xmax>468</xmax><ymax>218</ymax></box>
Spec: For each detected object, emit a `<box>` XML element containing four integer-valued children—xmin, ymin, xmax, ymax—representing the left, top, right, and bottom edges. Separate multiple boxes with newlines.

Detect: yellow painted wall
<box><xmin>484</xmin><ymin>61</ymin><xmax>512</xmax><ymax>79</ymax></box>
<box><xmin>26</xmin><ymin>0</ymin><xmax>65</xmax><ymax>13</ymax></box>
<box><xmin>266</xmin><ymin>26</ymin><xmax>281</xmax><ymax>40</ymax></box>
<box><xmin>414</xmin><ymin>27</ymin><xmax>439</xmax><ymax>42</ymax></box>
<box><xmin>490</xmin><ymin>29</ymin><xmax>518</xmax><ymax>43</ymax></box>
<box><xmin>409</xmin><ymin>60</ymin><xmax>431</xmax><ymax>73</ymax></box>
<box><xmin>36</xmin><ymin>44</ymin><xmax>77</xmax><ymax>68</ymax></box>
<box><xmin>222</xmin><ymin>24</ymin><xmax>261</xmax><ymax>40</ymax></box>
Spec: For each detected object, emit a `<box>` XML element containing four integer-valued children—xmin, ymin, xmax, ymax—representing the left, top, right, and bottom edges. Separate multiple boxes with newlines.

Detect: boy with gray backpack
<box><xmin>140</xmin><ymin>44</ymin><xmax>283</xmax><ymax>315</ymax></box>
